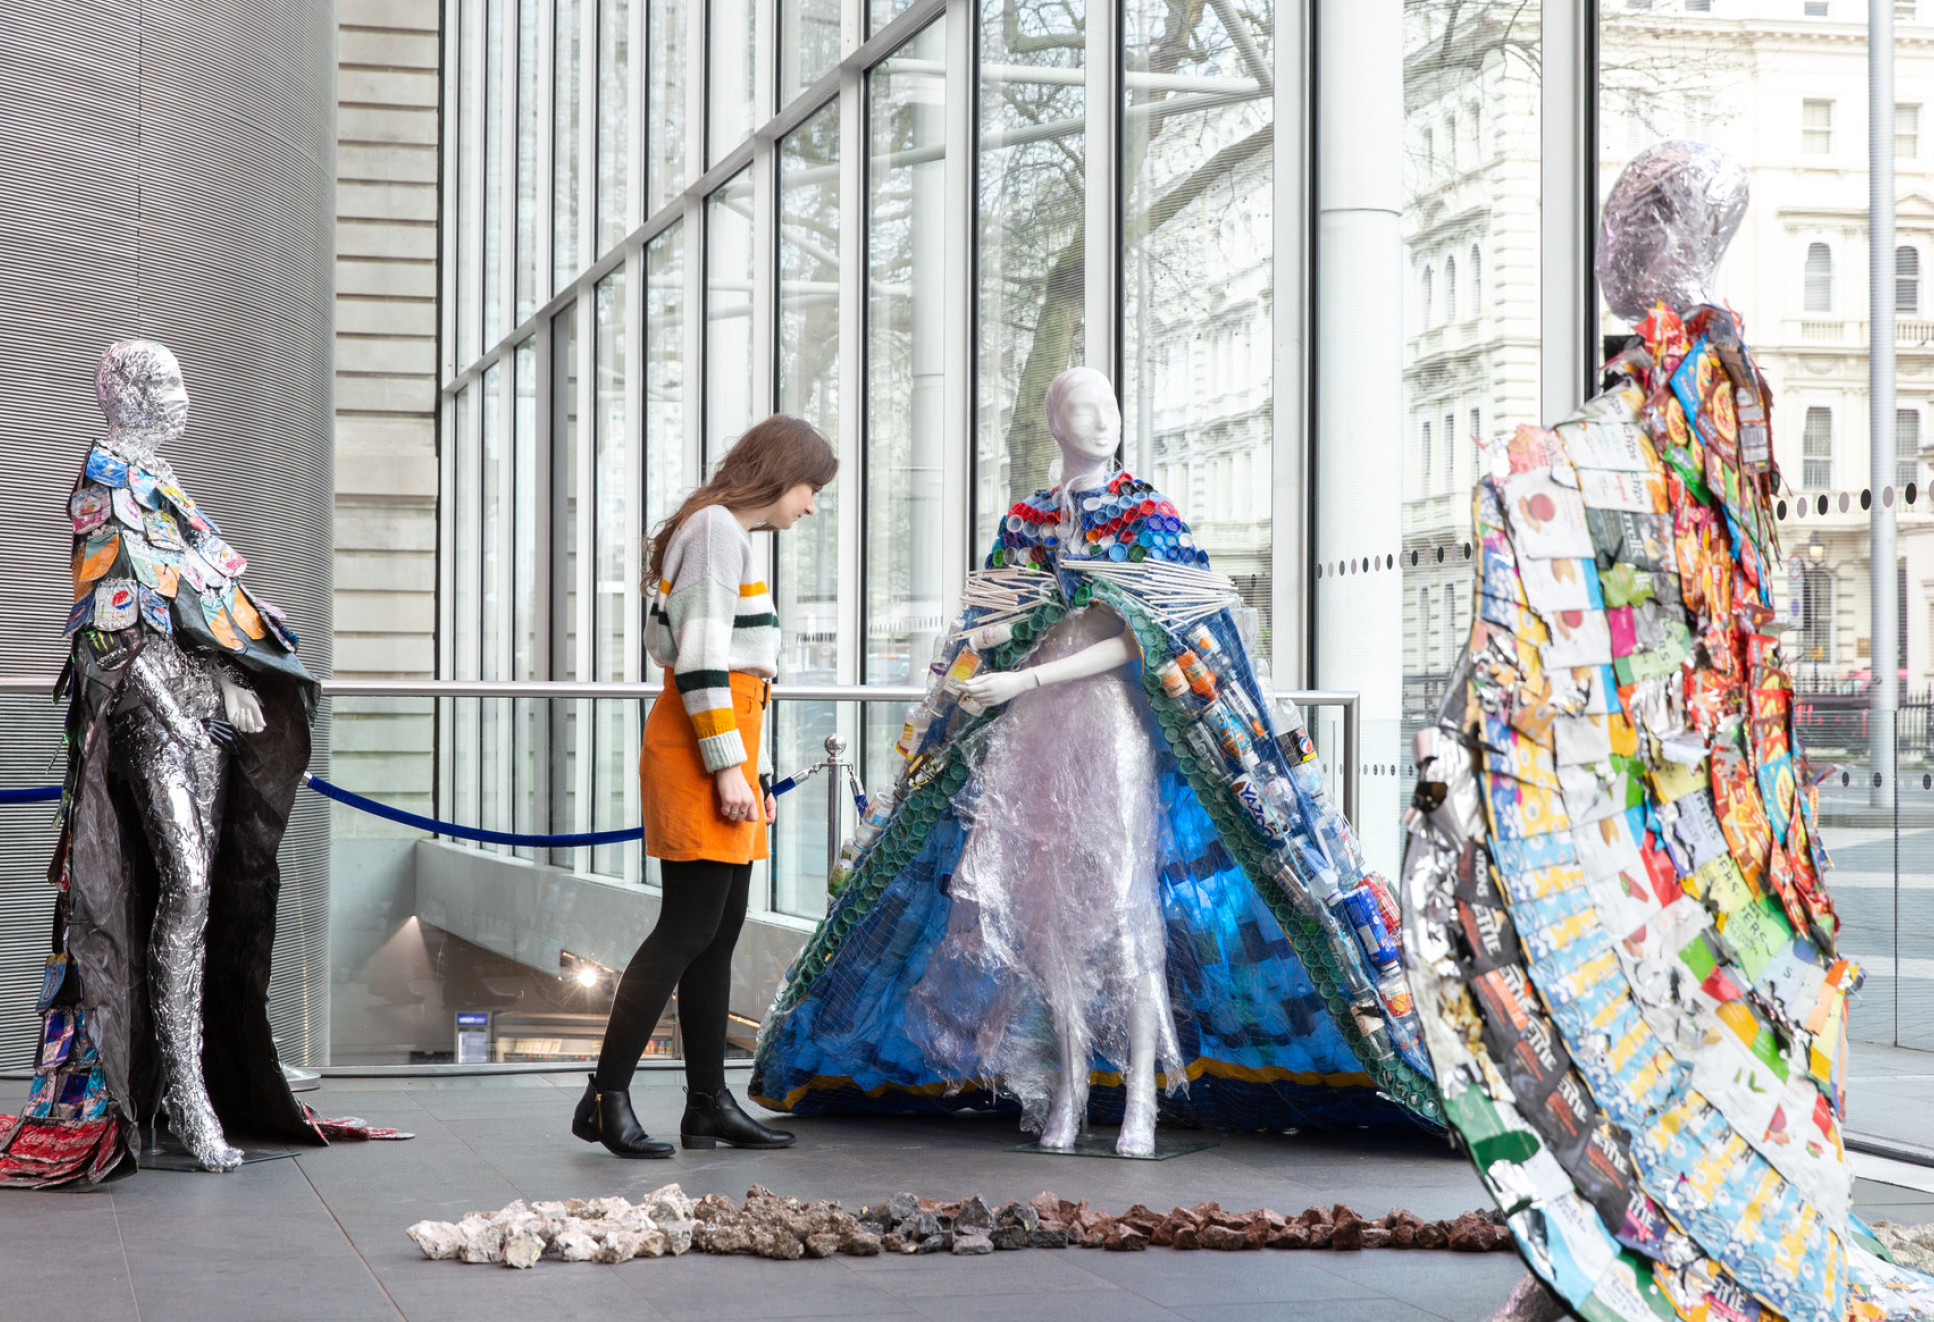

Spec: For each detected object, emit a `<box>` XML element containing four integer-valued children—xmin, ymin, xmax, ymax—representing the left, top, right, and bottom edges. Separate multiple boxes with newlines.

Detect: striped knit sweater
<box><xmin>646</xmin><ymin>504</ymin><xmax>780</xmax><ymax>772</ymax></box>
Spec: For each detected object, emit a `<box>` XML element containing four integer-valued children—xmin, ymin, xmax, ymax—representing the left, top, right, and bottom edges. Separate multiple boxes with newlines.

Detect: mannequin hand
<box><xmin>960</xmin><ymin>669</ymin><xmax>1038</xmax><ymax>708</ymax></box>
<box><xmin>217</xmin><ymin>673</ymin><xmax>266</xmax><ymax>734</ymax></box>
<box><xmin>764</xmin><ymin>792</ymin><xmax>776</xmax><ymax>825</ymax></box>
<box><xmin>714</xmin><ymin>766</ymin><xmax>759</xmax><ymax>824</ymax></box>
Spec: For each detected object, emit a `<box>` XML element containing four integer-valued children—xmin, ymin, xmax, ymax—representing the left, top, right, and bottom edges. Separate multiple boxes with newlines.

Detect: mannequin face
<box><xmin>1052</xmin><ymin>377</ymin><xmax>1121</xmax><ymax>464</ymax></box>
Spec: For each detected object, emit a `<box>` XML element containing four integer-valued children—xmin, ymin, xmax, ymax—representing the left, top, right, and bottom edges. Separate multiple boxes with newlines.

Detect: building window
<box><xmin>1444</xmin><ymin>582</ymin><xmax>1459</xmax><ymax>662</ymax></box>
<box><xmin>1470</xmin><ymin>243</ymin><xmax>1483</xmax><ymax>307</ymax></box>
<box><xmin>1901</xmin><ymin>104</ymin><xmax>1921</xmax><ymax>157</ymax></box>
<box><xmin>1804</xmin><ymin>0</ymin><xmax>1829</xmax><ymax>16</ymax></box>
<box><xmin>1899</xmin><ymin>0</ymin><xmax>1917</xmax><ymax>20</ymax></box>
<box><xmin>1420</xmin><ymin>420</ymin><xmax>1432</xmax><ymax>494</ymax></box>
<box><xmin>1899</xmin><ymin>410</ymin><xmax>1921</xmax><ymax>489</ymax></box>
<box><xmin>1901</xmin><ymin>246</ymin><xmax>1922</xmax><ymax>314</ymax></box>
<box><xmin>1422</xmin><ymin>127</ymin><xmax>1434</xmax><ymax>171</ymax></box>
<box><xmin>1686</xmin><ymin>0</ymin><xmax>1712</xmax><ymax>10</ymax></box>
<box><xmin>1801</xmin><ymin>566</ymin><xmax>1833</xmax><ymax>664</ymax></box>
<box><xmin>1803</xmin><ymin>406</ymin><xmax>1834</xmax><ymax>488</ymax></box>
<box><xmin>1443</xmin><ymin>115</ymin><xmax>1457</xmax><ymax>173</ymax></box>
<box><xmin>1421</xmin><ymin>265</ymin><xmax>1434</xmax><ymax>326</ymax></box>
<box><xmin>1469</xmin><ymin>407</ymin><xmax>1482</xmax><ymax>451</ymax></box>
<box><xmin>1444</xmin><ymin>255</ymin><xmax>1458</xmax><ymax>321</ymax></box>
<box><xmin>1805</xmin><ymin>242</ymin><xmax>1833</xmax><ymax>313</ymax></box>
<box><xmin>1444</xmin><ymin>412</ymin><xmax>1457</xmax><ymax>488</ymax></box>
<box><xmin>1418</xmin><ymin>586</ymin><xmax>1434</xmax><ymax>670</ymax></box>
<box><xmin>1803</xmin><ymin>98</ymin><xmax>1833</xmax><ymax>153</ymax></box>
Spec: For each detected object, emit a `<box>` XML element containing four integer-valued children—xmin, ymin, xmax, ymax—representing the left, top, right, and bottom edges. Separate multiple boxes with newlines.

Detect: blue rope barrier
<box><xmin>1</xmin><ymin>769</ymin><xmax>804</xmax><ymax>850</ymax></box>
<box><xmin>301</xmin><ymin>774</ymin><xmax>645</xmax><ymax>847</ymax></box>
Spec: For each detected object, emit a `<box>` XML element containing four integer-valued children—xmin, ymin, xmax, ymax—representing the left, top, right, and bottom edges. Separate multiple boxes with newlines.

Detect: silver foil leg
<box><xmin>112</xmin><ymin>651</ymin><xmax>244</xmax><ymax>1173</ymax></box>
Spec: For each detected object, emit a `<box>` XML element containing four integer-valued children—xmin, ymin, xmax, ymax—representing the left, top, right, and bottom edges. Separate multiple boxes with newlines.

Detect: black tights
<box><xmin>594</xmin><ymin>859</ymin><xmax>753</xmax><ymax>1095</ymax></box>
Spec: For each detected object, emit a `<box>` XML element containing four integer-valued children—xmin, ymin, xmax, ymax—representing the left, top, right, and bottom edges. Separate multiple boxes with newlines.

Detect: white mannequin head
<box><xmin>97</xmin><ymin>339</ymin><xmax>189</xmax><ymax>447</ymax></box>
<box><xmin>1043</xmin><ymin>367</ymin><xmax>1121</xmax><ymax>489</ymax></box>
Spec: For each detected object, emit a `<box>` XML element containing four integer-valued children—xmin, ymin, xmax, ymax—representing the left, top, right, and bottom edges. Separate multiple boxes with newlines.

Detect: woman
<box><xmin>573</xmin><ymin>415</ymin><xmax>837</xmax><ymax>1158</ymax></box>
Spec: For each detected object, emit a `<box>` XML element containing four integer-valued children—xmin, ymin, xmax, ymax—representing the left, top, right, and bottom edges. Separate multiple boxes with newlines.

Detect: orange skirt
<box><xmin>640</xmin><ymin>671</ymin><xmax>769</xmax><ymax>864</ymax></box>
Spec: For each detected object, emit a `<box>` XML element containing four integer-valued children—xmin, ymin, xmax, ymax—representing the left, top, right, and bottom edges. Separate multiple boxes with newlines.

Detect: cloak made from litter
<box><xmin>1399</xmin><ymin>306</ymin><xmax>1934</xmax><ymax>1322</ymax></box>
<box><xmin>0</xmin><ymin>443</ymin><xmax>325</xmax><ymax>1186</ymax></box>
<box><xmin>751</xmin><ymin>470</ymin><xmax>1441</xmax><ymax>1132</ymax></box>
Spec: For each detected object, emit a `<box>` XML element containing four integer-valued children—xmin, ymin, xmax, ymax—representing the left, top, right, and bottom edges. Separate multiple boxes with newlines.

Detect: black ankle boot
<box><xmin>572</xmin><ymin>1074</ymin><xmax>674</xmax><ymax>1158</ymax></box>
<box><xmin>680</xmin><ymin>1085</ymin><xmax>796</xmax><ymax>1150</ymax></box>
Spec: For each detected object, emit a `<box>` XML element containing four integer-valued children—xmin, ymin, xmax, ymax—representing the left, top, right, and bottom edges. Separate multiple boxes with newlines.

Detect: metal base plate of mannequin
<box><xmin>140</xmin><ymin>1117</ymin><xmax>297</xmax><ymax>1171</ymax></box>
<box><xmin>1010</xmin><ymin>1132</ymin><xmax>1219</xmax><ymax>1161</ymax></box>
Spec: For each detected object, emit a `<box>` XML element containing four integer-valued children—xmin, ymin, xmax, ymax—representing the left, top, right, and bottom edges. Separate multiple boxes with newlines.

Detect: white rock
<box><xmin>487</xmin><ymin>1200</ymin><xmax>531</xmax><ymax>1226</ymax></box>
<box><xmin>458</xmin><ymin>1223</ymin><xmax>505</xmax><ymax>1264</ymax></box>
<box><xmin>554</xmin><ymin>1230</ymin><xmax>601</xmax><ymax>1263</ymax></box>
<box><xmin>660</xmin><ymin>1219</ymin><xmax>695</xmax><ymax>1256</ymax></box>
<box><xmin>584</xmin><ymin>1196</ymin><xmax>634</xmax><ymax>1220</ymax></box>
<box><xmin>406</xmin><ymin>1220</ymin><xmax>464</xmax><ymax>1261</ymax></box>
<box><xmin>503</xmin><ymin>1231</ymin><xmax>545</xmax><ymax>1269</ymax></box>
<box><xmin>600</xmin><ymin>1230</ymin><xmax>645</xmax><ymax>1264</ymax></box>
<box><xmin>643</xmin><ymin>1183</ymin><xmax>697</xmax><ymax>1223</ymax></box>
<box><xmin>635</xmin><ymin>1229</ymin><xmax>669</xmax><ymax>1259</ymax></box>
<box><xmin>530</xmin><ymin>1201</ymin><xmax>570</xmax><ymax>1217</ymax></box>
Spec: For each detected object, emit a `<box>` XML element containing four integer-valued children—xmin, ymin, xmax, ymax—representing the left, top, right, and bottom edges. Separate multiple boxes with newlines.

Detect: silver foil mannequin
<box><xmin>13</xmin><ymin>341</ymin><xmax>325</xmax><ymax>1185</ymax></box>
<box><xmin>1595</xmin><ymin>140</ymin><xmax>1749</xmax><ymax>323</ymax></box>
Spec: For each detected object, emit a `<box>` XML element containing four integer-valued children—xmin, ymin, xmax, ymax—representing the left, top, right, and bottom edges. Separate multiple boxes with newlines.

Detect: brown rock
<box><xmin>805</xmin><ymin>1232</ymin><xmax>841</xmax><ymax>1258</ymax></box>
<box><xmin>1168</xmin><ymin>1206</ymin><xmax>1201</xmax><ymax>1228</ymax></box>
<box><xmin>1416</xmin><ymin>1221</ymin><xmax>1447</xmax><ymax>1250</ymax></box>
<box><xmin>1149</xmin><ymin>1219</ymin><xmax>1176</xmax><ymax>1247</ymax></box>
<box><xmin>1298</xmin><ymin>1206</ymin><xmax>1330</xmax><ymax>1227</ymax></box>
<box><xmin>1331</xmin><ymin>1203</ymin><xmax>1359</xmax><ymax>1226</ymax></box>
<box><xmin>1256</xmin><ymin>1209</ymin><xmax>1288</xmax><ymax>1229</ymax></box>
<box><xmin>841</xmin><ymin>1231</ymin><xmax>882</xmax><ymax>1257</ymax></box>
<box><xmin>1082</xmin><ymin>1217</ymin><xmax>1119</xmax><ymax>1248</ymax></box>
<box><xmin>1171</xmin><ymin>1225</ymin><xmax>1201</xmax><ymax>1250</ymax></box>
<box><xmin>1189</xmin><ymin>1201</ymin><xmax>1223</xmax><ymax>1221</ymax></box>
<box><xmin>1057</xmin><ymin>1198</ymin><xmax>1083</xmax><ymax>1225</ymax></box>
<box><xmin>1331</xmin><ymin>1218</ymin><xmax>1364</xmax><ymax>1251</ymax></box>
<box><xmin>694</xmin><ymin>1194</ymin><xmax>739</xmax><ymax>1225</ymax></box>
<box><xmin>1070</xmin><ymin>1201</ymin><xmax>1103</xmax><ymax>1232</ymax></box>
<box><xmin>1243</xmin><ymin>1220</ymin><xmax>1270</xmax><ymax>1249</ymax></box>
<box><xmin>1308</xmin><ymin>1223</ymin><xmax>1334</xmax><ymax>1249</ymax></box>
<box><xmin>1449</xmin><ymin>1213</ymin><xmax>1493</xmax><ymax>1252</ymax></box>
<box><xmin>1206</xmin><ymin>1211</ymin><xmax>1250</xmax><ymax>1231</ymax></box>
<box><xmin>1361</xmin><ymin>1227</ymin><xmax>1391</xmax><ymax>1249</ymax></box>
<box><xmin>1121</xmin><ymin>1204</ymin><xmax>1163</xmax><ymax>1233</ymax></box>
<box><xmin>1391</xmin><ymin>1221</ymin><xmax>1416</xmax><ymax>1249</ymax></box>
<box><xmin>1199</xmin><ymin>1224</ymin><xmax>1251</xmax><ymax>1251</ymax></box>
<box><xmin>1266</xmin><ymin>1224</ymin><xmax>1310</xmax><ymax>1249</ymax></box>
<box><xmin>881</xmin><ymin>1233</ymin><xmax>911</xmax><ymax>1254</ymax></box>
<box><xmin>1491</xmin><ymin>1226</ymin><xmax>1516</xmax><ymax>1251</ymax></box>
<box><xmin>1029</xmin><ymin>1192</ymin><xmax>1063</xmax><ymax>1224</ymax></box>
<box><xmin>749</xmin><ymin>1226</ymin><xmax>805</xmax><ymax>1261</ymax></box>
<box><xmin>1103</xmin><ymin>1225</ymin><xmax>1150</xmax><ymax>1252</ymax></box>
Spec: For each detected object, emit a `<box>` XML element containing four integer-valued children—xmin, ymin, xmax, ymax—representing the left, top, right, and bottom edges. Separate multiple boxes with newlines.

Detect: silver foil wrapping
<box><xmin>109</xmin><ymin>643</ymin><xmax>244</xmax><ymax>1171</ymax></box>
<box><xmin>906</xmin><ymin>606</ymin><xmax>1183</xmax><ymax>1131</ymax></box>
<box><xmin>1595</xmin><ymin>141</ymin><xmax>1749</xmax><ymax>324</ymax></box>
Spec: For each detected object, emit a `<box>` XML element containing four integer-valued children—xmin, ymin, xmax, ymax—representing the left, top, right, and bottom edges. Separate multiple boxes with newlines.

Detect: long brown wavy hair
<box><xmin>646</xmin><ymin>415</ymin><xmax>839</xmax><ymax>586</ymax></box>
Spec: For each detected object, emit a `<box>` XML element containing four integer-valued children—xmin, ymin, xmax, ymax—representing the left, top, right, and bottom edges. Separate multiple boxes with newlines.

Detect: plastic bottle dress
<box><xmin>751</xmin><ymin>470</ymin><xmax>1440</xmax><ymax>1132</ymax></box>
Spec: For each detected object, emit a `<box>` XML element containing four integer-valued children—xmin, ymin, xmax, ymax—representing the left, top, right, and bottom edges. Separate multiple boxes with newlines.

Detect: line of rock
<box><xmin>405</xmin><ymin>1184</ymin><xmax>1518</xmax><ymax>1268</ymax></box>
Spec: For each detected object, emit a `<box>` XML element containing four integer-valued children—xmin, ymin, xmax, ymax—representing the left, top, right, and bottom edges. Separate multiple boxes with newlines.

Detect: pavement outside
<box><xmin>3</xmin><ymin>1042</ymin><xmax>1929</xmax><ymax>1322</ymax></box>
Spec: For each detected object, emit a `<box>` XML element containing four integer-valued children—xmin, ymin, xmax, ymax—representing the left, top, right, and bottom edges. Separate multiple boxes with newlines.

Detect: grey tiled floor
<box><xmin>3</xmin><ymin>1058</ymin><xmax>1929</xmax><ymax>1322</ymax></box>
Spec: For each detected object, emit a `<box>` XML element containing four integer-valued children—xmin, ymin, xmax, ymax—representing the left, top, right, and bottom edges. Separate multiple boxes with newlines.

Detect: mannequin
<box><xmin>751</xmin><ymin>366</ymin><xmax>1439</xmax><ymax>1143</ymax></box>
<box><xmin>953</xmin><ymin>370</ymin><xmax>1166</xmax><ymax>1155</ymax></box>
<box><xmin>1394</xmin><ymin>144</ymin><xmax>1924</xmax><ymax>1322</ymax></box>
<box><xmin>9</xmin><ymin>341</ymin><xmax>326</xmax><ymax>1184</ymax></box>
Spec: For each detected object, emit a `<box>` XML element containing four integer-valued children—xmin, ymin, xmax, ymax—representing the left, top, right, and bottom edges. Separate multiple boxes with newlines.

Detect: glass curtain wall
<box><xmin>1120</xmin><ymin>0</ymin><xmax>1276</xmax><ymax>637</ymax></box>
<box><xmin>1393</xmin><ymin>0</ymin><xmax>1541</xmax><ymax>839</ymax></box>
<box><xmin>776</xmin><ymin>104</ymin><xmax>842</xmax><ymax>916</ymax></box>
<box><xmin>447</xmin><ymin>0</ymin><xmax>1316</xmax><ymax>938</ymax></box>
<box><xmin>1598</xmin><ymin>3</ymin><xmax>1932</xmax><ymax>1049</ymax></box>
<box><xmin>864</xmin><ymin>24</ymin><xmax>948</xmax><ymax>786</ymax></box>
<box><xmin>973</xmin><ymin>0</ymin><xmax>1083</xmax><ymax>551</ymax></box>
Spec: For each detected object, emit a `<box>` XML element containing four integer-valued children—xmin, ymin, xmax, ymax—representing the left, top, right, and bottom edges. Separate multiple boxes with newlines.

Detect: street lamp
<box><xmin>1807</xmin><ymin>533</ymin><xmax>1825</xmax><ymax>561</ymax></box>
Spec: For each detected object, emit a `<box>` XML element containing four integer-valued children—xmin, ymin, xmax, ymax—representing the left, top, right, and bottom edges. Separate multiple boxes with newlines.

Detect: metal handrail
<box><xmin>0</xmin><ymin>677</ymin><xmax>1361</xmax><ymax>821</ymax></box>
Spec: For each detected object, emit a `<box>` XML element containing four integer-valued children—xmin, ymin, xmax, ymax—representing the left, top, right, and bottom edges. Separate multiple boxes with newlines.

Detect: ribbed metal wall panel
<box><xmin>0</xmin><ymin>2</ymin><xmax>337</xmax><ymax>1067</ymax></box>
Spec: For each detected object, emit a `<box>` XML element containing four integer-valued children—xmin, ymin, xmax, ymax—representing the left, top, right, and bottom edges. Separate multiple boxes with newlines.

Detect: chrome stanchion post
<box><xmin>823</xmin><ymin>733</ymin><xmax>847</xmax><ymax>881</ymax></box>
